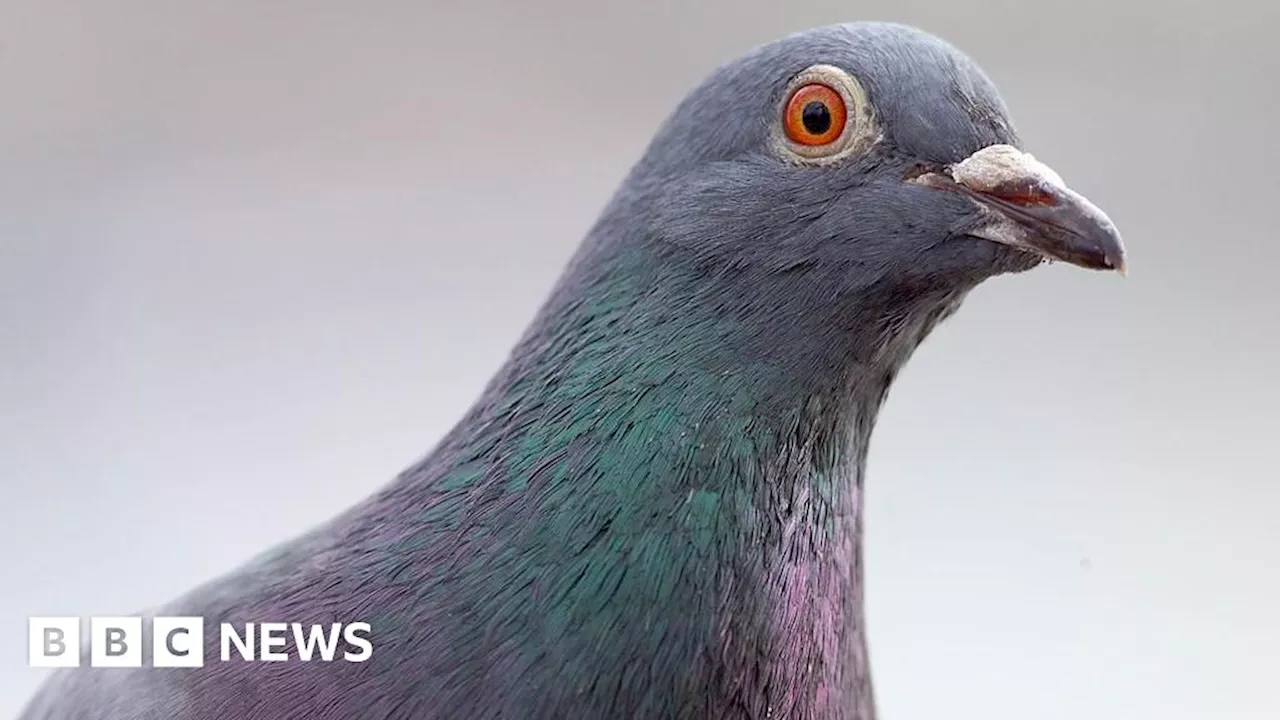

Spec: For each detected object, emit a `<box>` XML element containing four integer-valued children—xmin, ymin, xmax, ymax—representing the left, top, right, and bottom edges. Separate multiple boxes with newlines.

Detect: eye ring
<box><xmin>774</xmin><ymin>64</ymin><xmax>878</xmax><ymax>164</ymax></box>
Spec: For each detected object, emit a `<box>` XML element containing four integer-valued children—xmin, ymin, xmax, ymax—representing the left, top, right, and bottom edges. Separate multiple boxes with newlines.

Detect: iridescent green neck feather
<box><xmin>365</xmin><ymin>230</ymin><xmax>967</xmax><ymax>718</ymax></box>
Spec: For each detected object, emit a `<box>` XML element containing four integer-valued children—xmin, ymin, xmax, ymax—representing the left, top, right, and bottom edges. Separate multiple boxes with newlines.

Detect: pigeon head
<box><xmin>580</xmin><ymin>21</ymin><xmax>1125</xmax><ymax>344</ymax></box>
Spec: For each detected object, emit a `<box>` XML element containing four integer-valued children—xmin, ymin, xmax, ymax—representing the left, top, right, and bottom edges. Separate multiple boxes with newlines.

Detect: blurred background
<box><xmin>1</xmin><ymin>1</ymin><xmax>1277</xmax><ymax>717</ymax></box>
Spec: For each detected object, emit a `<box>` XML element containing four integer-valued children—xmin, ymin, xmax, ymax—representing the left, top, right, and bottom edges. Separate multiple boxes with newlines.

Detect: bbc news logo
<box><xmin>29</xmin><ymin>617</ymin><xmax>372</xmax><ymax>668</ymax></box>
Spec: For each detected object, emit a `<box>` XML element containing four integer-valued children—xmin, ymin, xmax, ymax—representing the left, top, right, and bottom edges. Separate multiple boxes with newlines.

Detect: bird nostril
<box><xmin>979</xmin><ymin>178</ymin><xmax>1058</xmax><ymax>207</ymax></box>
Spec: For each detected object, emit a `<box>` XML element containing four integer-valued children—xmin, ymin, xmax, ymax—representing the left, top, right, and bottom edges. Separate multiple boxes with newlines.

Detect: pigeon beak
<box><xmin>913</xmin><ymin>144</ymin><xmax>1127</xmax><ymax>274</ymax></box>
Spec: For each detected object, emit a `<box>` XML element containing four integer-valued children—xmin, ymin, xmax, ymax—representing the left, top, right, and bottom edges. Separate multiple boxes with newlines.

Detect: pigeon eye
<box><xmin>784</xmin><ymin>84</ymin><xmax>846</xmax><ymax>146</ymax></box>
<box><xmin>774</xmin><ymin>64</ymin><xmax>878</xmax><ymax>164</ymax></box>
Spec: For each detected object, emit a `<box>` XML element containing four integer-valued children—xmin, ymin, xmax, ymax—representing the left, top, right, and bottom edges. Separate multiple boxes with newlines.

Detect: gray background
<box><xmin>1</xmin><ymin>1</ymin><xmax>1276</xmax><ymax>717</ymax></box>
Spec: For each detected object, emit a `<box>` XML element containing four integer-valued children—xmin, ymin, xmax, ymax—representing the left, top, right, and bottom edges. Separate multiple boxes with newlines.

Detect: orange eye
<box><xmin>783</xmin><ymin>83</ymin><xmax>847</xmax><ymax>146</ymax></box>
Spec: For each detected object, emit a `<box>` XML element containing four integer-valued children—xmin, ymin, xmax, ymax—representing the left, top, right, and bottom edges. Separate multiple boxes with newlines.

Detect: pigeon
<box><xmin>21</xmin><ymin>20</ymin><xmax>1125</xmax><ymax>720</ymax></box>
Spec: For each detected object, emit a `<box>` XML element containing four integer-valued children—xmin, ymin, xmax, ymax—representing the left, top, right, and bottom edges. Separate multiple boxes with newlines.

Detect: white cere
<box><xmin>951</xmin><ymin>144</ymin><xmax>1067</xmax><ymax>192</ymax></box>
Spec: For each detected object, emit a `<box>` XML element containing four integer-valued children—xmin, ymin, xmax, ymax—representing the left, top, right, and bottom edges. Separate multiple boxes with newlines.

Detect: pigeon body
<box><xmin>22</xmin><ymin>22</ymin><xmax>1124</xmax><ymax>720</ymax></box>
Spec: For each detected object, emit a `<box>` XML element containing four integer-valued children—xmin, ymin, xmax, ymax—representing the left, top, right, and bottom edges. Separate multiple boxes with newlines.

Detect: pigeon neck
<box><xmin>432</xmin><ymin>251</ymin><xmax>957</xmax><ymax>717</ymax></box>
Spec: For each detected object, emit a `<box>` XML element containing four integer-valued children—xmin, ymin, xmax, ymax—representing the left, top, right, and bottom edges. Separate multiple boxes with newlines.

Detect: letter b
<box><xmin>28</xmin><ymin>618</ymin><xmax>80</xmax><ymax>668</ymax></box>
<box><xmin>90</xmin><ymin>617</ymin><xmax>142</xmax><ymax>667</ymax></box>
